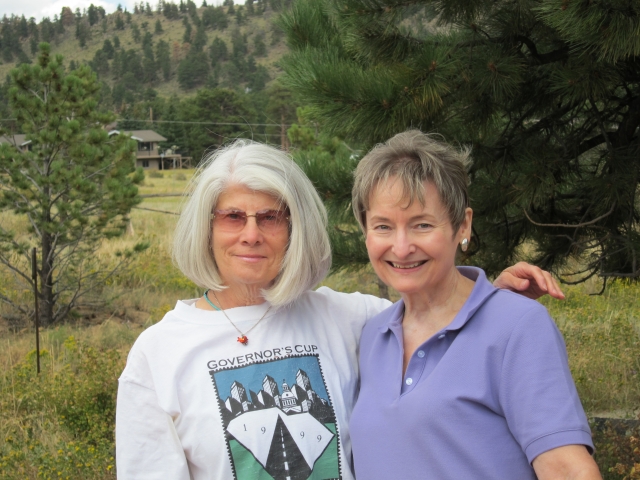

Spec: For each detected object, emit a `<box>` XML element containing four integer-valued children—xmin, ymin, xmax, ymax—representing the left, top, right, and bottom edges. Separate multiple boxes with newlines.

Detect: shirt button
<box><xmin>438</xmin><ymin>333</ymin><xmax>446</xmax><ymax>340</ymax></box>
<box><xmin>417</xmin><ymin>350</ymin><xmax>425</xmax><ymax>358</ymax></box>
<box><xmin>405</xmin><ymin>377</ymin><xmax>413</xmax><ymax>386</ymax></box>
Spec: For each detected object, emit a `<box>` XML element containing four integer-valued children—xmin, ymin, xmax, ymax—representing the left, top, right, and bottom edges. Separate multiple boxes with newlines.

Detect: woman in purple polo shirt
<box><xmin>349</xmin><ymin>130</ymin><xmax>602</xmax><ymax>479</ymax></box>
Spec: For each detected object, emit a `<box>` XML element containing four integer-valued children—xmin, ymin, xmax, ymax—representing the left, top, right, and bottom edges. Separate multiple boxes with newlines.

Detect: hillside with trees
<box><xmin>0</xmin><ymin>0</ymin><xmax>298</xmax><ymax>161</ymax></box>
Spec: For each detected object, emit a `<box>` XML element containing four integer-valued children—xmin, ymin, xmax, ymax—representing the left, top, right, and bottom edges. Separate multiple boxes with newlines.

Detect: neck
<box><xmin>402</xmin><ymin>268</ymin><xmax>473</xmax><ymax>326</ymax></box>
<box><xmin>213</xmin><ymin>284</ymin><xmax>267</xmax><ymax>309</ymax></box>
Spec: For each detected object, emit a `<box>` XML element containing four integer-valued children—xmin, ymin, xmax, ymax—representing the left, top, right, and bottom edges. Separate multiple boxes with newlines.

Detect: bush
<box><xmin>148</xmin><ymin>170</ymin><xmax>164</xmax><ymax>178</ymax></box>
<box><xmin>593</xmin><ymin>418</ymin><xmax>640</xmax><ymax>480</ymax></box>
<box><xmin>0</xmin><ymin>337</ymin><xmax>122</xmax><ymax>479</ymax></box>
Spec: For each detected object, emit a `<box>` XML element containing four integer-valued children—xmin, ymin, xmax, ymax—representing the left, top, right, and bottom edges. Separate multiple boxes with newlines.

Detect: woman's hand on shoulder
<box><xmin>493</xmin><ymin>262</ymin><xmax>565</xmax><ymax>300</ymax></box>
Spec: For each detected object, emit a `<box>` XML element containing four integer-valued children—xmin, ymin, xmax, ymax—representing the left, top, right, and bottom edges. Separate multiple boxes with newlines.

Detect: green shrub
<box><xmin>593</xmin><ymin>419</ymin><xmax>640</xmax><ymax>480</ymax></box>
<box><xmin>147</xmin><ymin>170</ymin><xmax>164</xmax><ymax>178</ymax></box>
<box><xmin>0</xmin><ymin>336</ymin><xmax>122</xmax><ymax>479</ymax></box>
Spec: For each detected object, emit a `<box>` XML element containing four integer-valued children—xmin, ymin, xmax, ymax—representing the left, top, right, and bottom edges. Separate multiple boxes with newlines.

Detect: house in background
<box><xmin>0</xmin><ymin>134</ymin><xmax>31</xmax><ymax>152</ymax></box>
<box><xmin>108</xmin><ymin>129</ymin><xmax>189</xmax><ymax>170</ymax></box>
<box><xmin>1</xmin><ymin>130</ymin><xmax>191</xmax><ymax>170</ymax></box>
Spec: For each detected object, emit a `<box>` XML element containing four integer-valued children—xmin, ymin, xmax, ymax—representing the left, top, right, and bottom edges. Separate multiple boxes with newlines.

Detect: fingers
<box><xmin>493</xmin><ymin>271</ymin><xmax>529</xmax><ymax>292</ymax></box>
<box><xmin>502</xmin><ymin>262</ymin><xmax>565</xmax><ymax>300</ymax></box>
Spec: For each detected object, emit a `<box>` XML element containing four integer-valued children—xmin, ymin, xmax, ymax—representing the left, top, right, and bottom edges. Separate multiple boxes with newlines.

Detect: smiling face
<box><xmin>365</xmin><ymin>177</ymin><xmax>472</xmax><ymax>297</ymax></box>
<box><xmin>211</xmin><ymin>184</ymin><xmax>290</xmax><ymax>293</ymax></box>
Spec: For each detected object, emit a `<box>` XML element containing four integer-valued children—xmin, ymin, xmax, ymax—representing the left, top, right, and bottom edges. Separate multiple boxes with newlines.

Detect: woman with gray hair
<box><xmin>349</xmin><ymin>130</ymin><xmax>601</xmax><ymax>479</ymax></box>
<box><xmin>116</xmin><ymin>139</ymin><xmax>563</xmax><ymax>480</ymax></box>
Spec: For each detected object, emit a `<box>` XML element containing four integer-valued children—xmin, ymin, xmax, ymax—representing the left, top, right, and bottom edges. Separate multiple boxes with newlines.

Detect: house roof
<box><xmin>0</xmin><ymin>134</ymin><xmax>30</xmax><ymax>147</ymax></box>
<box><xmin>109</xmin><ymin>130</ymin><xmax>167</xmax><ymax>142</ymax></box>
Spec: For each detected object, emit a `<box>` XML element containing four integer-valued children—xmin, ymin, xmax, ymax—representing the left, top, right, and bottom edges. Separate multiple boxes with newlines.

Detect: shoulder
<box><xmin>482</xmin><ymin>290</ymin><xmax>554</xmax><ymax>331</ymax></box>
<box><xmin>291</xmin><ymin>287</ymin><xmax>391</xmax><ymax>335</ymax></box>
<box><xmin>300</xmin><ymin>286</ymin><xmax>391</xmax><ymax>316</ymax></box>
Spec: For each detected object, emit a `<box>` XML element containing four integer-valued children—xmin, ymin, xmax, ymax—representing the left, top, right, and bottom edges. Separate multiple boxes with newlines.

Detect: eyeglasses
<box><xmin>211</xmin><ymin>209</ymin><xmax>290</xmax><ymax>233</ymax></box>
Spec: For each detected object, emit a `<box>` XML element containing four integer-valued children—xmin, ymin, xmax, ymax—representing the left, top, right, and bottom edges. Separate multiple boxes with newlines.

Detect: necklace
<box><xmin>204</xmin><ymin>289</ymin><xmax>272</xmax><ymax>346</ymax></box>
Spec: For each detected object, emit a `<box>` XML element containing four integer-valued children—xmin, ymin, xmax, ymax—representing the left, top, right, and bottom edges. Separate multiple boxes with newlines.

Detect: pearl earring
<box><xmin>460</xmin><ymin>238</ymin><xmax>469</xmax><ymax>252</ymax></box>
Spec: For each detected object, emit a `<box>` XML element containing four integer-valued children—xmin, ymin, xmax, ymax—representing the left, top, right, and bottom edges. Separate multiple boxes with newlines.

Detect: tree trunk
<box><xmin>40</xmin><ymin>228</ymin><xmax>55</xmax><ymax>326</ymax></box>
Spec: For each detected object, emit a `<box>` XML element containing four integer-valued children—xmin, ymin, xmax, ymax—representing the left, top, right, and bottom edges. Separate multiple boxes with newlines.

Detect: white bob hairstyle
<box><xmin>173</xmin><ymin>139</ymin><xmax>331</xmax><ymax>307</ymax></box>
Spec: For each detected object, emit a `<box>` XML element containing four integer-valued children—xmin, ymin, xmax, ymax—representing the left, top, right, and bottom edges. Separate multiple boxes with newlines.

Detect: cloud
<box><xmin>0</xmin><ymin>0</ymin><xmax>136</xmax><ymax>20</ymax></box>
<box><xmin>1</xmin><ymin>0</ymin><xmax>235</xmax><ymax>20</ymax></box>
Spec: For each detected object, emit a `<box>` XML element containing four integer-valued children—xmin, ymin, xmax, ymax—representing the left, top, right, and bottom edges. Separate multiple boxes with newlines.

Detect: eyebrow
<box><xmin>369</xmin><ymin>213</ymin><xmax>436</xmax><ymax>223</ymax></box>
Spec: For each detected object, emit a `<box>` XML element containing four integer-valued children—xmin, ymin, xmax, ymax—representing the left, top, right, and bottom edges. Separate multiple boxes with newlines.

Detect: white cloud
<box><xmin>1</xmin><ymin>0</ymin><xmax>135</xmax><ymax>21</ymax></box>
<box><xmin>1</xmin><ymin>0</ymin><xmax>235</xmax><ymax>20</ymax></box>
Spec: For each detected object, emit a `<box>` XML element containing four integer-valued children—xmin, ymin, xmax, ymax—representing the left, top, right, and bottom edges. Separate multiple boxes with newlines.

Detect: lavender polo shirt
<box><xmin>350</xmin><ymin>267</ymin><xmax>593</xmax><ymax>480</ymax></box>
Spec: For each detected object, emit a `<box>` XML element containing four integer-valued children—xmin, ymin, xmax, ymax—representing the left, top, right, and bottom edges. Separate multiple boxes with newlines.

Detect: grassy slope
<box><xmin>0</xmin><ymin>7</ymin><xmax>287</xmax><ymax>97</ymax></box>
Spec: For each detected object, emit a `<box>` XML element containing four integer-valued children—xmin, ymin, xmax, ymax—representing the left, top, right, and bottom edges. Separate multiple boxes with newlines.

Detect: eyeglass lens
<box><xmin>213</xmin><ymin>209</ymin><xmax>289</xmax><ymax>231</ymax></box>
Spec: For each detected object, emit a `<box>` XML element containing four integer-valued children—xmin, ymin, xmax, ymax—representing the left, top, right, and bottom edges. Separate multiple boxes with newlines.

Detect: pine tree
<box><xmin>155</xmin><ymin>19</ymin><xmax>163</xmax><ymax>34</ymax></box>
<box><xmin>209</xmin><ymin>36</ymin><xmax>228</xmax><ymax>64</ymax></box>
<box><xmin>280</xmin><ymin>0</ymin><xmax>640</xmax><ymax>283</ymax></box>
<box><xmin>0</xmin><ymin>44</ymin><xmax>146</xmax><ymax>326</ymax></box>
<box><xmin>156</xmin><ymin>39</ymin><xmax>171</xmax><ymax>80</ymax></box>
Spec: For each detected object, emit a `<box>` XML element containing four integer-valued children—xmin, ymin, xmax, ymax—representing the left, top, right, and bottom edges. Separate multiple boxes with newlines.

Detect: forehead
<box><xmin>216</xmin><ymin>184</ymin><xmax>282</xmax><ymax>209</ymax></box>
<box><xmin>368</xmin><ymin>178</ymin><xmax>445</xmax><ymax>216</ymax></box>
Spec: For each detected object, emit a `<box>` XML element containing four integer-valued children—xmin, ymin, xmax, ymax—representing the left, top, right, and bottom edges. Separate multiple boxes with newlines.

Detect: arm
<box><xmin>494</xmin><ymin>261</ymin><xmax>565</xmax><ymax>300</ymax></box>
<box><xmin>116</xmin><ymin>379</ymin><xmax>191</xmax><ymax>480</ymax></box>
<box><xmin>533</xmin><ymin>445</ymin><xmax>602</xmax><ymax>480</ymax></box>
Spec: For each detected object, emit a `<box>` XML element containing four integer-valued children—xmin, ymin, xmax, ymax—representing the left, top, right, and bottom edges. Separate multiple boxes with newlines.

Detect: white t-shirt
<box><xmin>116</xmin><ymin>287</ymin><xmax>390</xmax><ymax>480</ymax></box>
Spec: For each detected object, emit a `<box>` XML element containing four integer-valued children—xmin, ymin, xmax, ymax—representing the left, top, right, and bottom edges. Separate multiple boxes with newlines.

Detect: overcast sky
<box><xmin>0</xmin><ymin>0</ymin><xmax>230</xmax><ymax>21</ymax></box>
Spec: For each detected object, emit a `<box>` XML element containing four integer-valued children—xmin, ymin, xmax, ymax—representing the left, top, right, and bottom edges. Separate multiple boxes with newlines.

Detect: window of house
<box><xmin>142</xmin><ymin>160</ymin><xmax>149</xmax><ymax>168</ymax></box>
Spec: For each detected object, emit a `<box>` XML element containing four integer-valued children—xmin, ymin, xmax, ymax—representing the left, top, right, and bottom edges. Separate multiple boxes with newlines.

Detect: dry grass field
<box><xmin>1</xmin><ymin>168</ymin><xmax>639</xmax><ymax>478</ymax></box>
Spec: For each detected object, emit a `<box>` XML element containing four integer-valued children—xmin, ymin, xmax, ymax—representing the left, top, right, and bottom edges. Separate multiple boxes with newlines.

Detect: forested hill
<box><xmin>0</xmin><ymin>0</ymin><xmax>297</xmax><ymax>160</ymax></box>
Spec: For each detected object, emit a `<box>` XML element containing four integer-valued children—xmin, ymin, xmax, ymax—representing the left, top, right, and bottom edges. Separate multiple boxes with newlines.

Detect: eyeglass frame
<box><xmin>209</xmin><ymin>208</ymin><xmax>291</xmax><ymax>232</ymax></box>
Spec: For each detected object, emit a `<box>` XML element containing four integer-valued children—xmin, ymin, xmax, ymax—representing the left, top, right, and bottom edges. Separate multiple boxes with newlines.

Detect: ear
<box><xmin>457</xmin><ymin>207</ymin><xmax>473</xmax><ymax>243</ymax></box>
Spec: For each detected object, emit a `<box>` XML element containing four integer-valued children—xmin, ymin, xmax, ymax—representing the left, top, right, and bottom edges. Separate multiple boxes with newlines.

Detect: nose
<box><xmin>391</xmin><ymin>228</ymin><xmax>415</xmax><ymax>258</ymax></box>
<box><xmin>239</xmin><ymin>216</ymin><xmax>264</xmax><ymax>245</ymax></box>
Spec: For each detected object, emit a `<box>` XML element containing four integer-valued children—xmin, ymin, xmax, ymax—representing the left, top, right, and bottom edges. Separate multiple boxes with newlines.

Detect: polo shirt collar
<box><xmin>378</xmin><ymin>266</ymin><xmax>498</xmax><ymax>334</ymax></box>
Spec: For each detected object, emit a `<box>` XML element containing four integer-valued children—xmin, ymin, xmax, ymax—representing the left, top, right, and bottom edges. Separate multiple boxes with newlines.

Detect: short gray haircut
<box><xmin>173</xmin><ymin>139</ymin><xmax>331</xmax><ymax>307</ymax></box>
<box><xmin>352</xmin><ymin>130</ymin><xmax>471</xmax><ymax>234</ymax></box>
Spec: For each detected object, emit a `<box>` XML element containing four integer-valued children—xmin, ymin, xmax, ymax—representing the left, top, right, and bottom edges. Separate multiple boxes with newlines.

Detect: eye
<box><xmin>415</xmin><ymin>223</ymin><xmax>432</xmax><ymax>230</ymax></box>
<box><xmin>372</xmin><ymin>224</ymin><xmax>391</xmax><ymax>231</ymax></box>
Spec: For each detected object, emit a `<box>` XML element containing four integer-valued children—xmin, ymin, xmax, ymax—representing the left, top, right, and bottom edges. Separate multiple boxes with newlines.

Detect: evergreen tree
<box><xmin>231</xmin><ymin>28</ymin><xmax>248</xmax><ymax>58</ymax></box>
<box><xmin>131</xmin><ymin>21</ymin><xmax>141</xmax><ymax>42</ymax></box>
<box><xmin>245</xmin><ymin>0</ymin><xmax>255</xmax><ymax>16</ymax></box>
<box><xmin>177</xmin><ymin>51</ymin><xmax>210</xmax><ymax>89</ymax></box>
<box><xmin>102</xmin><ymin>38</ymin><xmax>115</xmax><ymax>59</ymax></box>
<box><xmin>74</xmin><ymin>19</ymin><xmax>90</xmax><ymax>48</ymax></box>
<box><xmin>253</xmin><ymin>33</ymin><xmax>267</xmax><ymax>57</ymax></box>
<box><xmin>90</xmin><ymin>48</ymin><xmax>110</xmax><ymax>76</ymax></box>
<box><xmin>142</xmin><ymin>33</ymin><xmax>157</xmax><ymax>83</ymax></box>
<box><xmin>40</xmin><ymin>18</ymin><xmax>54</xmax><ymax>43</ymax></box>
<box><xmin>87</xmin><ymin>4</ymin><xmax>99</xmax><ymax>26</ymax></box>
<box><xmin>178</xmin><ymin>87</ymin><xmax>255</xmax><ymax>160</ymax></box>
<box><xmin>155</xmin><ymin>19</ymin><xmax>163</xmax><ymax>34</ymax></box>
<box><xmin>0</xmin><ymin>44</ymin><xmax>146</xmax><ymax>326</ymax></box>
<box><xmin>115</xmin><ymin>15</ymin><xmax>125</xmax><ymax>30</ymax></box>
<box><xmin>18</xmin><ymin>16</ymin><xmax>28</xmax><ymax>38</ymax></box>
<box><xmin>182</xmin><ymin>17</ymin><xmax>192</xmax><ymax>44</ymax></box>
<box><xmin>235</xmin><ymin>7</ymin><xmax>245</xmax><ymax>25</ymax></box>
<box><xmin>209</xmin><ymin>36</ymin><xmax>228</xmax><ymax>64</ymax></box>
<box><xmin>280</xmin><ymin>0</ymin><xmax>640</xmax><ymax>283</ymax></box>
<box><xmin>193</xmin><ymin>23</ymin><xmax>207</xmax><ymax>51</ymax></box>
<box><xmin>156</xmin><ymin>39</ymin><xmax>171</xmax><ymax>80</ymax></box>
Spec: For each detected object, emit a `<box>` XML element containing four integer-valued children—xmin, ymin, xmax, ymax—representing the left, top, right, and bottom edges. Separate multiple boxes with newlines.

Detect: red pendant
<box><xmin>237</xmin><ymin>335</ymin><xmax>249</xmax><ymax>345</ymax></box>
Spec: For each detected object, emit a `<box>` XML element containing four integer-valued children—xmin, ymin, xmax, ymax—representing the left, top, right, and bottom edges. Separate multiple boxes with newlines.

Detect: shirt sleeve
<box><xmin>116</xmin><ymin>348</ymin><xmax>191</xmax><ymax>480</ymax></box>
<box><xmin>498</xmin><ymin>304</ymin><xmax>594</xmax><ymax>463</ymax></box>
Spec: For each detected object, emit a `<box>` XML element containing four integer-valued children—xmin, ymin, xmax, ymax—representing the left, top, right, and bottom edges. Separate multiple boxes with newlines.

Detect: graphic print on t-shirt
<box><xmin>209</xmin><ymin>353</ymin><xmax>340</xmax><ymax>480</ymax></box>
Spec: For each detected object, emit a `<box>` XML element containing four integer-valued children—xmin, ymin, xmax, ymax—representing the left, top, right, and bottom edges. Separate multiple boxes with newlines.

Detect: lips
<box><xmin>387</xmin><ymin>260</ymin><xmax>427</xmax><ymax>269</ymax></box>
